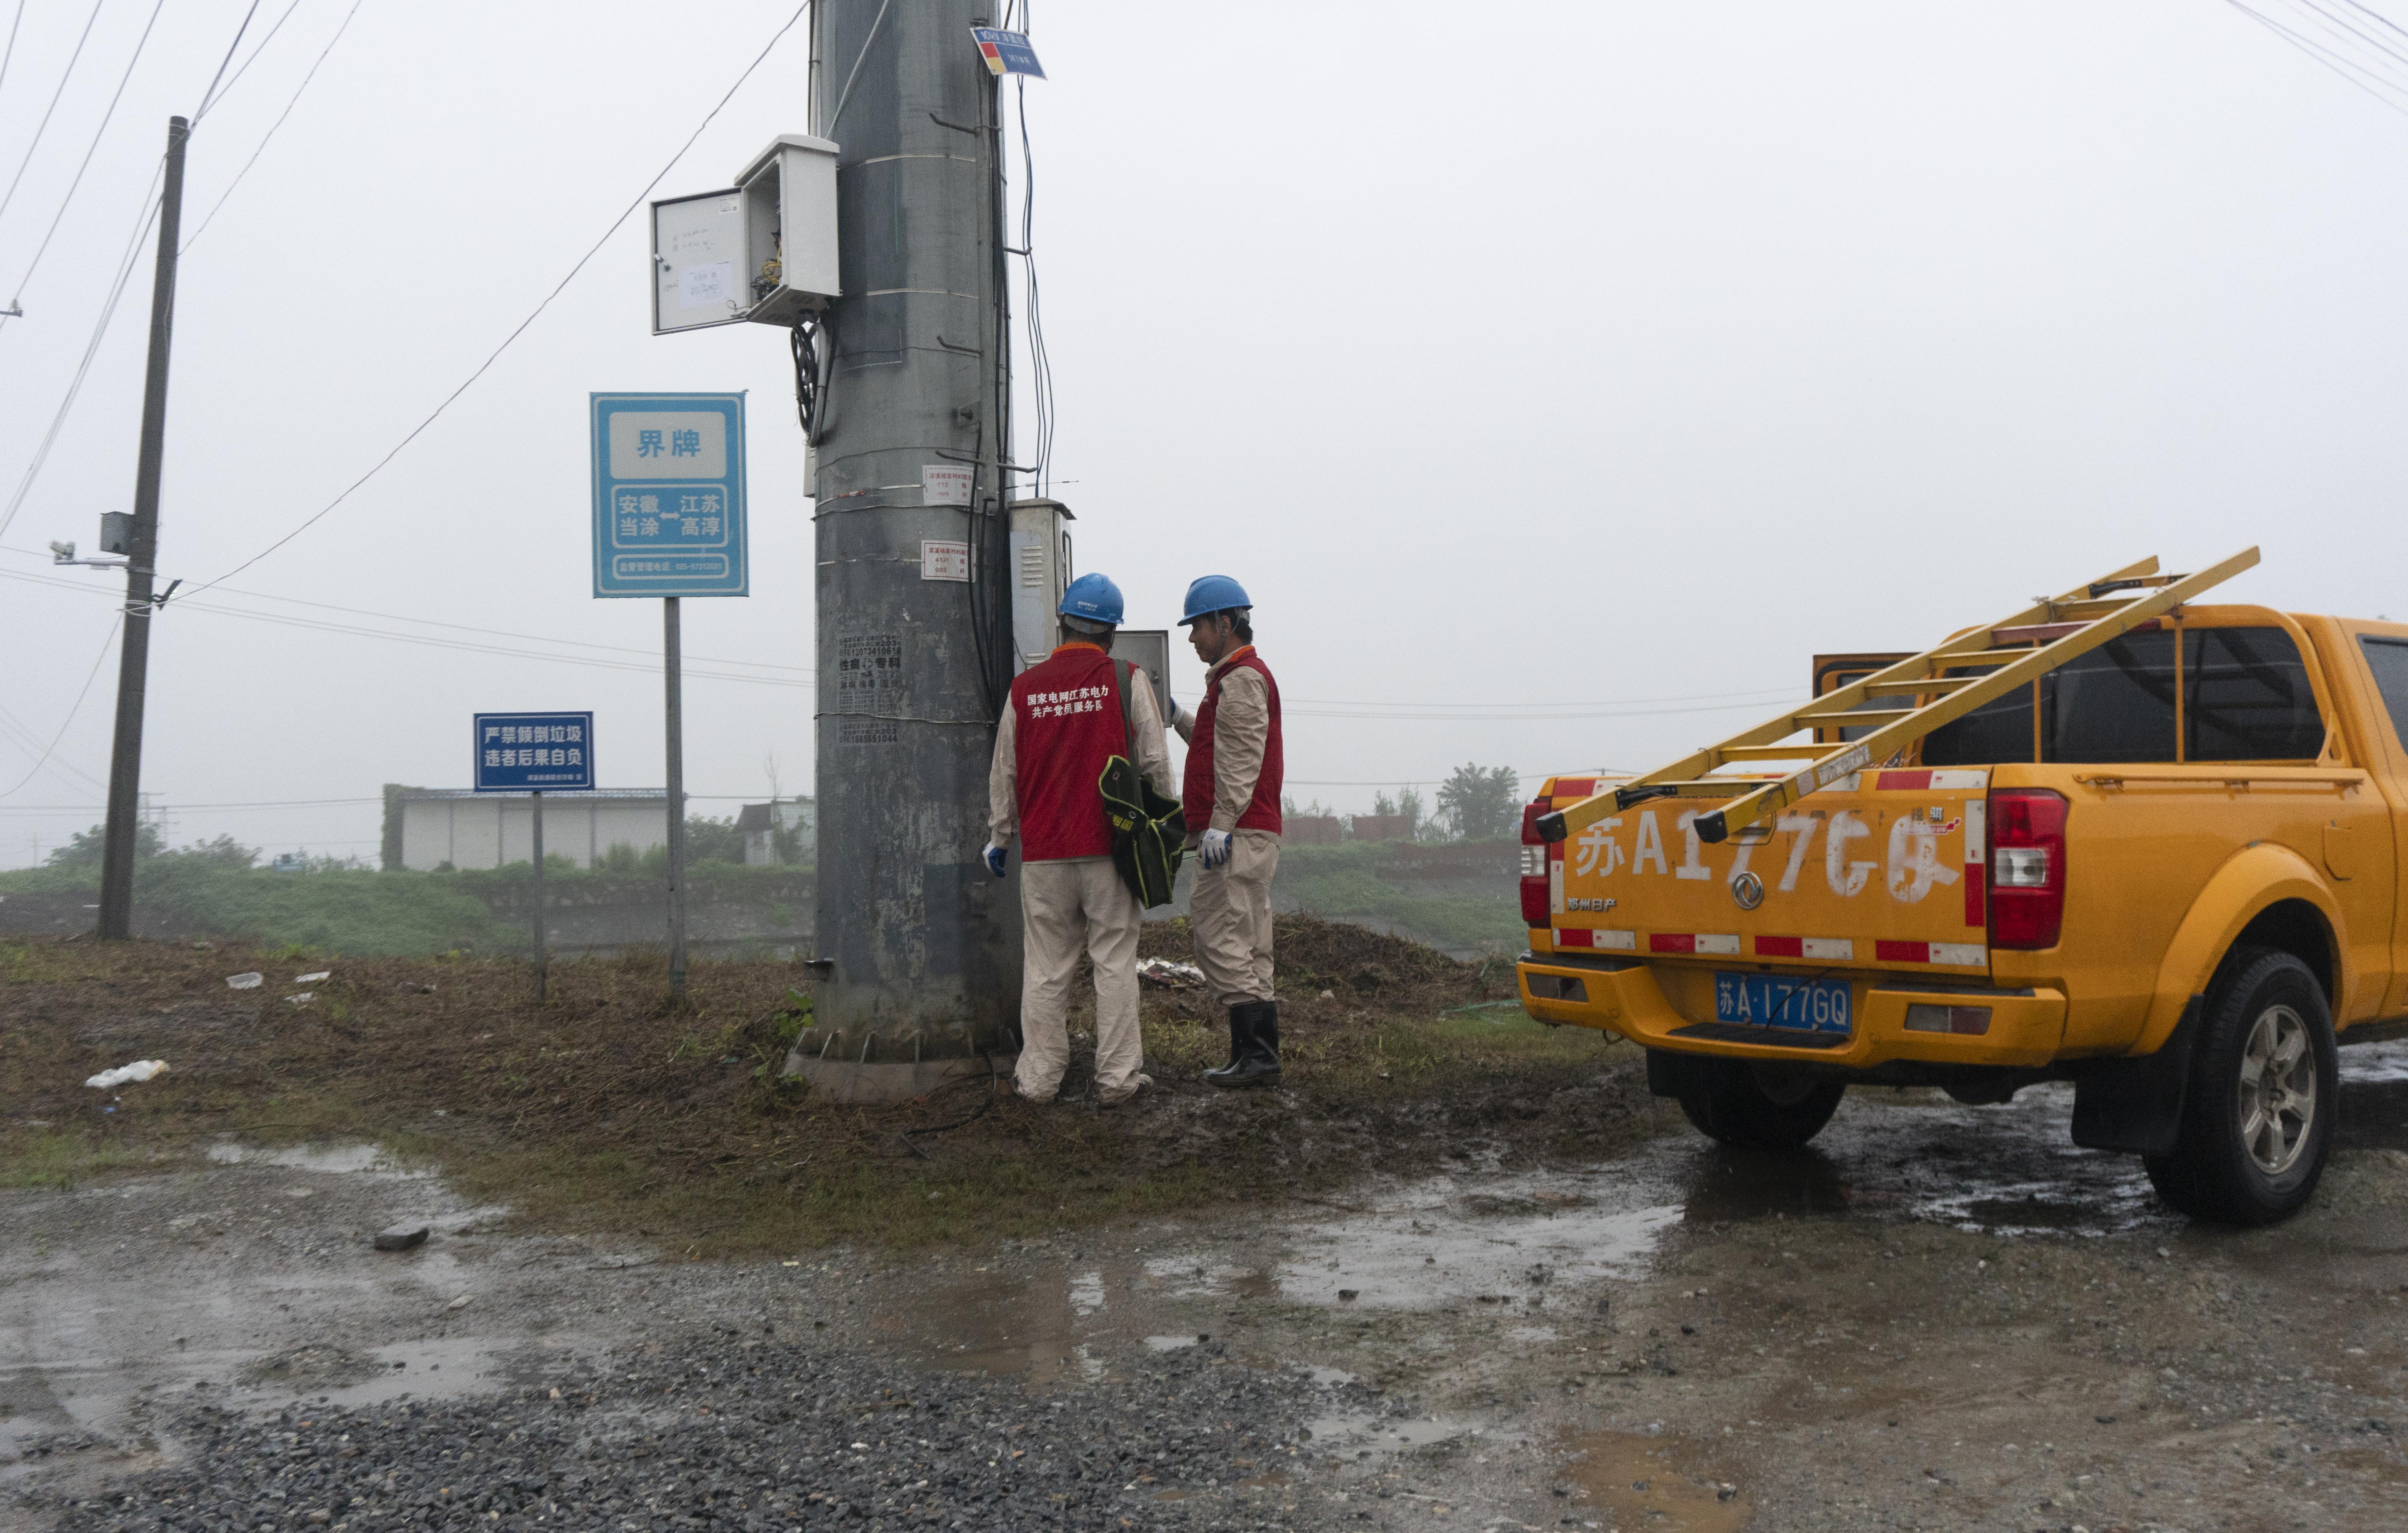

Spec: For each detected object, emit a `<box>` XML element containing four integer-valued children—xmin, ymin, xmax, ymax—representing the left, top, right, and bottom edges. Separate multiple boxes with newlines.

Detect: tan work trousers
<box><xmin>1016</xmin><ymin>857</ymin><xmax>1149</xmax><ymax>1103</ymax></box>
<box><xmin>1190</xmin><ymin>829</ymin><xmax>1279</xmax><ymax>1009</ymax></box>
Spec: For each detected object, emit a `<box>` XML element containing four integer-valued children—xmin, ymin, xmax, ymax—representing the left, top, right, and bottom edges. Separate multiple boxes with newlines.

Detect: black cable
<box><xmin>0</xmin><ymin>0</ymin><xmax>28</xmax><ymax>108</ymax></box>
<box><xmin>2229</xmin><ymin>0</ymin><xmax>2408</xmax><ymax>114</ymax></box>
<box><xmin>0</xmin><ymin>0</ymin><xmax>108</xmax><ymax>229</ymax></box>
<box><xmin>6</xmin><ymin>0</ymin><xmax>168</xmax><ymax>307</ymax></box>
<box><xmin>0</xmin><ymin>169</ymin><xmax>162</xmax><ymax>535</ymax></box>
<box><xmin>191</xmin><ymin>0</ymin><xmax>262</xmax><ymax>120</ymax></box>
<box><xmin>195</xmin><ymin>0</ymin><xmax>307</xmax><ymax>118</ymax></box>
<box><xmin>181</xmin><ymin>0</ymin><xmax>812</xmax><ymax>599</ymax></box>
<box><xmin>1016</xmin><ymin>75</ymin><xmax>1056</xmax><ymax>498</ymax></box>
<box><xmin>898</xmin><ymin>1052</ymin><xmax>1003</xmax><ymax>1156</ymax></box>
<box><xmin>182</xmin><ymin>0</ymin><xmax>369</xmax><ymax>254</ymax></box>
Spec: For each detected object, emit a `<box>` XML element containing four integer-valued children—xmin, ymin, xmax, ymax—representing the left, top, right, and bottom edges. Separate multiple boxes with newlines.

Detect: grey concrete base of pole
<box><xmin>531</xmin><ymin>790</ymin><xmax>547</xmax><ymax>1002</ymax></box>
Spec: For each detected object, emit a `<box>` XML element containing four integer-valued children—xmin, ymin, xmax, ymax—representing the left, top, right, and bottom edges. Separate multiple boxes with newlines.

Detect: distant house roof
<box><xmin>735</xmin><ymin>803</ymin><xmax>776</xmax><ymax>833</ymax></box>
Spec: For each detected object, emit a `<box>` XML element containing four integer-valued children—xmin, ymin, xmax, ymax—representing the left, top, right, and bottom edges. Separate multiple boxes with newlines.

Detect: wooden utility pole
<box><xmin>99</xmin><ymin>116</ymin><xmax>190</xmax><ymax>941</ymax></box>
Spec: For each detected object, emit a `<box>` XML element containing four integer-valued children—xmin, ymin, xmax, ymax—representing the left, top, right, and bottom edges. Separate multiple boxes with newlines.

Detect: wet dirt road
<box><xmin>9</xmin><ymin>1043</ymin><xmax>2408</xmax><ymax>1531</ymax></box>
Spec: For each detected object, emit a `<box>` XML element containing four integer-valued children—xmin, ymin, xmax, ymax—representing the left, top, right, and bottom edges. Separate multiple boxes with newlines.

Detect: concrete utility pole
<box><xmin>99</xmin><ymin>116</ymin><xmax>190</xmax><ymax>941</ymax></box>
<box><xmin>806</xmin><ymin>0</ymin><xmax>1019</xmax><ymax>1088</ymax></box>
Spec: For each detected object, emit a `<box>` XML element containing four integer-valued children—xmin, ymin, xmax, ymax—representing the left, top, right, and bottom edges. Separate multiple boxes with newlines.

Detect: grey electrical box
<box><xmin>1009</xmin><ymin>498</ymin><xmax>1075</xmax><ymax>670</ymax></box>
<box><xmin>1109</xmin><ymin>630</ymin><xmax>1173</xmax><ymax>726</ymax></box>
<box><xmin>650</xmin><ymin>134</ymin><xmax>839</xmax><ymax>335</ymax></box>
<box><xmin>98</xmin><ymin>512</ymin><xmax>132</xmax><ymax>556</ymax></box>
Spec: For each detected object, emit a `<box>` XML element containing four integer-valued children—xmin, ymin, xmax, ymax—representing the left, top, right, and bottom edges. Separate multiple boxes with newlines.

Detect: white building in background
<box><xmin>736</xmin><ymin>798</ymin><xmax>816</xmax><ymax>865</ymax></box>
<box><xmin>394</xmin><ymin>789</ymin><xmax>669</xmax><ymax>871</ymax></box>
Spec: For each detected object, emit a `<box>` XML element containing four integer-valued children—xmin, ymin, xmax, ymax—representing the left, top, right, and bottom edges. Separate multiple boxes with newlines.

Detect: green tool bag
<box><xmin>1098</xmin><ymin>659</ymin><xmax>1186</xmax><ymax>908</ymax></box>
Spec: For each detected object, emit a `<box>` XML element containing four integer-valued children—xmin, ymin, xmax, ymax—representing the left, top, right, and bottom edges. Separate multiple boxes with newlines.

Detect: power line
<box><xmin>0</xmin><ymin>0</ymin><xmax>28</xmax><ymax>109</ymax></box>
<box><xmin>183</xmin><ymin>0</ymin><xmax>814</xmax><ymax>599</ymax></box>
<box><xmin>0</xmin><ymin>612</ymin><xmax>118</xmax><ymax>798</ymax></box>
<box><xmin>0</xmin><ymin>165</ymin><xmax>163</xmax><ymax>535</ymax></box>
<box><xmin>6</xmin><ymin>0</ymin><xmax>168</xmax><ymax>309</ymax></box>
<box><xmin>0</xmin><ymin>0</ymin><xmax>109</xmax><ymax>231</ymax></box>
<box><xmin>194</xmin><ymin>0</ymin><xmax>307</xmax><ymax>119</ymax></box>
<box><xmin>0</xmin><ymin>697</ymin><xmax>108</xmax><ymax>791</ymax></box>
<box><xmin>181</xmin><ymin>0</ymin><xmax>364</xmax><ymax>254</ymax></box>
<box><xmin>2229</xmin><ymin>0</ymin><xmax>2408</xmax><ymax>116</ymax></box>
<box><xmin>0</xmin><ymin>562</ymin><xmax>817</xmax><ymax>682</ymax></box>
<box><xmin>191</xmin><ymin>0</ymin><xmax>262</xmax><ymax>121</ymax></box>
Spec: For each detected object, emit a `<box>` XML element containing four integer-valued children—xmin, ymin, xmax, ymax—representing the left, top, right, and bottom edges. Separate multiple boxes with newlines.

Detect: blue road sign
<box><xmin>591</xmin><ymin>392</ymin><xmax>748</xmax><ymax>598</ymax></box>
<box><xmin>971</xmin><ymin>27</ymin><xmax>1045</xmax><ymax>78</ymax></box>
<box><xmin>474</xmin><ymin>712</ymin><xmax>595</xmax><ymax>792</ymax></box>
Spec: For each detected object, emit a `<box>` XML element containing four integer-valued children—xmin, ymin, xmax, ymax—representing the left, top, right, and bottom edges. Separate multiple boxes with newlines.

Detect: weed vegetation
<box><xmin>0</xmin><ymin>918</ymin><xmax>1649</xmax><ymax>1253</ymax></box>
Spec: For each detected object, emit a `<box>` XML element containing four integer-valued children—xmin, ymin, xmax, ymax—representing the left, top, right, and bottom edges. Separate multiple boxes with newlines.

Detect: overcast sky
<box><xmin>3</xmin><ymin>0</ymin><xmax>2406</xmax><ymax>866</ymax></box>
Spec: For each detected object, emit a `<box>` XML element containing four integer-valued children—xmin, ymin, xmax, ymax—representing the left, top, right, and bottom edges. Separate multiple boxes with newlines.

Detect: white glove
<box><xmin>1199</xmin><ymin>828</ymin><xmax>1232</xmax><ymax>869</ymax></box>
<box><xmin>984</xmin><ymin>841</ymin><xmax>1008</xmax><ymax>878</ymax></box>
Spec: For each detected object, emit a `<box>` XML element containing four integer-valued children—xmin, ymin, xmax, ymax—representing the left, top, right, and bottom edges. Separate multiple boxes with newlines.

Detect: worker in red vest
<box><xmin>984</xmin><ymin>572</ymin><xmax>1176</xmax><ymax>1106</ymax></box>
<box><xmin>1169</xmin><ymin>575</ymin><xmax>1285</xmax><ymax>1089</ymax></box>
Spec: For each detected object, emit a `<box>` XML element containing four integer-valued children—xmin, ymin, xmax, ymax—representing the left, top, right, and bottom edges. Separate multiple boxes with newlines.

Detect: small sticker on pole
<box><xmin>971</xmin><ymin>27</ymin><xmax>1045</xmax><ymax>77</ymax></box>
<box><xmin>921</xmin><ymin>465</ymin><xmax>974</xmax><ymax>506</ymax></box>
<box><xmin>921</xmin><ymin>540</ymin><xmax>972</xmax><ymax>582</ymax></box>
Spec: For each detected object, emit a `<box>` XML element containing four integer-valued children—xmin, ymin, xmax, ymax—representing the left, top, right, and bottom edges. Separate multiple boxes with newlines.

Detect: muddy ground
<box><xmin>6</xmin><ymin>932</ymin><xmax>2408</xmax><ymax>1530</ymax></box>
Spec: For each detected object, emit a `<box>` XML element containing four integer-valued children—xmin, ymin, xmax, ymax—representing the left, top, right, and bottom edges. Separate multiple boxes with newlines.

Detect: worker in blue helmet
<box><xmin>1169</xmin><ymin>574</ymin><xmax>1287</xmax><ymax>1088</ymax></box>
<box><xmin>985</xmin><ymin>572</ymin><xmax>1176</xmax><ymax>1106</ymax></box>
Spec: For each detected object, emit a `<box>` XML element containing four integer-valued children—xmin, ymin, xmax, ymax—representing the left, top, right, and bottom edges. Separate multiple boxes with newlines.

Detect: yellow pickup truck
<box><xmin>1517</xmin><ymin>552</ymin><xmax>2408</xmax><ymax>1224</ymax></box>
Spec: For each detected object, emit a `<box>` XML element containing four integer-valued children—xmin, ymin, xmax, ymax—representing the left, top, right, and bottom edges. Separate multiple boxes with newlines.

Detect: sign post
<box><xmin>474</xmin><ymin>711</ymin><xmax>595</xmax><ymax>1002</ymax></box>
<box><xmin>591</xmin><ymin>393</ymin><xmax>747</xmax><ymax>1000</ymax></box>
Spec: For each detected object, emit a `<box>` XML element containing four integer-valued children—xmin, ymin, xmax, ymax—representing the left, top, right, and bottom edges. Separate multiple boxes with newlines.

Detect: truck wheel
<box><xmin>1673</xmin><ymin>1058</ymin><xmax>1845</xmax><ymax>1150</ymax></box>
<box><xmin>2144</xmin><ymin>948</ymin><xmax>2337</xmax><ymax>1226</ymax></box>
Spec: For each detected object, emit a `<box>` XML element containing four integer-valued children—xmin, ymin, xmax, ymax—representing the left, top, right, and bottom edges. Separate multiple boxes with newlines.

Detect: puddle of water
<box><xmin>1560</xmin><ymin>1430</ymin><xmax>1751</xmax><ymax>1533</ymax></box>
<box><xmin>2339</xmin><ymin>1041</ymin><xmax>2408</xmax><ymax>1154</ymax></box>
<box><xmin>1304</xmin><ymin>1411</ymin><xmax>1482</xmax><ymax>1455</ymax></box>
<box><xmin>1664</xmin><ymin>1083</ymin><xmax>2172</xmax><ymax>1239</ymax></box>
<box><xmin>877</xmin><ymin>1266</ymin><xmax>1134</xmax><ymax>1384</ymax></box>
<box><xmin>1273</xmin><ymin>1173</ymin><xmax>1680</xmax><ymax>1310</ymax></box>
<box><xmin>2341</xmin><ymin>1039</ymin><xmax>2408</xmax><ymax>1085</ymax></box>
<box><xmin>205</xmin><ymin>1141</ymin><xmax>411</xmax><ymax>1176</ymax></box>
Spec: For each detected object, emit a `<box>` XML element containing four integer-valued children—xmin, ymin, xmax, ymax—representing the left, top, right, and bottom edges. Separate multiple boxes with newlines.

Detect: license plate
<box><xmin>1713</xmin><ymin>972</ymin><xmax>1853</xmax><ymax>1036</ymax></box>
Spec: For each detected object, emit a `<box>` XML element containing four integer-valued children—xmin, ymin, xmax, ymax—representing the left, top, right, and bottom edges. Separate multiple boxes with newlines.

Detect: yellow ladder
<box><xmin>1535</xmin><ymin>548</ymin><xmax>2261</xmax><ymax>848</ymax></box>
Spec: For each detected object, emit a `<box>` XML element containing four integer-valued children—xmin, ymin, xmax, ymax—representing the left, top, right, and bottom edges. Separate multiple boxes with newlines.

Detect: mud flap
<box><xmin>2070</xmin><ymin>997</ymin><xmax>2202</xmax><ymax>1156</ymax></box>
<box><xmin>1645</xmin><ymin>1048</ymin><xmax>1691</xmax><ymax>1098</ymax></box>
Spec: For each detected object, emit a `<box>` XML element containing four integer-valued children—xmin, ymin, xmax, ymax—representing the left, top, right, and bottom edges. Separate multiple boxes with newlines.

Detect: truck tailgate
<box><xmin>1545</xmin><ymin>768</ymin><xmax>1992</xmax><ymax>977</ymax></box>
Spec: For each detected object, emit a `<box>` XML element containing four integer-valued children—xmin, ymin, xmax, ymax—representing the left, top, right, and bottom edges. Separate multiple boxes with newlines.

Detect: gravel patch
<box><xmin>37</xmin><ymin>1331</ymin><xmax>1390</xmax><ymax>1532</ymax></box>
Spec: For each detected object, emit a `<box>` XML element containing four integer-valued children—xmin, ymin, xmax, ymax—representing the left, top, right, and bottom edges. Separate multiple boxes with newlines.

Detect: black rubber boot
<box><xmin>1211</xmin><ymin>1001</ymin><xmax>1282</xmax><ymax>1089</ymax></box>
<box><xmin>1201</xmin><ymin>1008</ymin><xmax>1252</xmax><ymax>1085</ymax></box>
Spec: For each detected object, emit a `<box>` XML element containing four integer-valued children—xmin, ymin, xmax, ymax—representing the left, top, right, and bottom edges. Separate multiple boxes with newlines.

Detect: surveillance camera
<box><xmin>49</xmin><ymin>540</ymin><xmax>74</xmax><ymax>560</ymax></box>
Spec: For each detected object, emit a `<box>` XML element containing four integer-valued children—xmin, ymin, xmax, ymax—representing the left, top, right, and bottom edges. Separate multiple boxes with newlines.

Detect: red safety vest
<box><xmin>1011</xmin><ymin>644</ymin><xmax>1131</xmax><ymax>861</ymax></box>
<box><xmin>1184</xmin><ymin>647</ymin><xmax>1283</xmax><ymax>837</ymax></box>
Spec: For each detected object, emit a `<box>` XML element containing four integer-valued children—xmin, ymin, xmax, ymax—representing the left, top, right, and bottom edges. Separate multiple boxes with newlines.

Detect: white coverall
<box><xmin>989</xmin><ymin>675</ymin><xmax>1176</xmax><ymax>1104</ymax></box>
<box><xmin>1171</xmin><ymin>655</ymin><xmax>1280</xmax><ymax>1011</ymax></box>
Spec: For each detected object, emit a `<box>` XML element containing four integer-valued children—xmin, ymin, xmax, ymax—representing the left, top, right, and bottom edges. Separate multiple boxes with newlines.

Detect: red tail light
<box><xmin>1987</xmin><ymin>789</ymin><xmax>2066</xmax><ymax>949</ymax></box>
<box><xmin>1520</xmin><ymin>802</ymin><xmax>1553</xmax><ymax>928</ymax></box>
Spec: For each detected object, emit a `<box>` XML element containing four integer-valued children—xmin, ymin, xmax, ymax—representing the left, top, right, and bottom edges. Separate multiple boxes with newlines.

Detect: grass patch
<box><xmin>0</xmin><ymin>918</ymin><xmax>1648</xmax><ymax>1255</ymax></box>
<box><xmin>0</xmin><ymin>1125</ymin><xmax>154</xmax><ymax>1189</ymax></box>
<box><xmin>1266</xmin><ymin>842</ymin><xmax>1525</xmax><ymax>952</ymax></box>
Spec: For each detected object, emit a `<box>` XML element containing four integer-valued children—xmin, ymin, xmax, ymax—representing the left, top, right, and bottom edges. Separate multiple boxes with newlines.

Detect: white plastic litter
<box><xmin>286</xmin><ymin>992</ymin><xmax>315</xmax><ymax>1005</ymax></box>
<box><xmin>226</xmin><ymin>972</ymin><xmax>263</xmax><ymax>989</ymax></box>
<box><xmin>1136</xmin><ymin>958</ymin><xmax>1207</xmax><ymax>989</ymax></box>
<box><xmin>85</xmin><ymin>1060</ymin><xmax>169</xmax><ymax>1089</ymax></box>
<box><xmin>295</xmin><ymin>970</ymin><xmax>332</xmax><ymax>983</ymax></box>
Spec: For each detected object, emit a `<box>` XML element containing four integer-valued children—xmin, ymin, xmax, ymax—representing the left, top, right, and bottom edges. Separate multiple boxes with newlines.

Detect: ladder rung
<box><xmin>1797</xmin><ymin>707</ymin><xmax>1917</xmax><ymax>725</ymax></box>
<box><xmin>1715</xmin><ymin>743</ymin><xmax>1831</xmax><ymax>761</ymax></box>
<box><xmin>2053</xmin><ymin>597</ymin><xmax>2142</xmax><ymax>620</ymax></box>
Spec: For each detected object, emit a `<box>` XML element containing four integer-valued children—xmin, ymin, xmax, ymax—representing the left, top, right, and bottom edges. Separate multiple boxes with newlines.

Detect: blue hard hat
<box><xmin>1179</xmin><ymin>574</ymin><xmax>1251</xmax><ymax>625</ymax></box>
<box><xmin>1059</xmin><ymin>571</ymin><xmax>1125</xmax><ymax>625</ymax></box>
